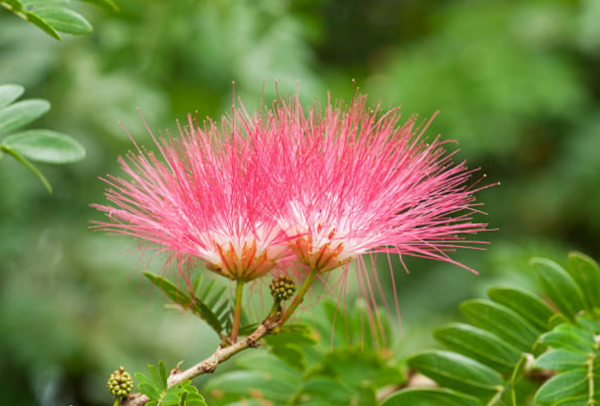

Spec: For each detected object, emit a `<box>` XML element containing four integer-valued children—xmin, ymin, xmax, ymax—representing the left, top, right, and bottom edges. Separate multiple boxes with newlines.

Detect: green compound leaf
<box><xmin>0</xmin><ymin>99</ymin><xmax>50</xmax><ymax>135</ymax></box>
<box><xmin>179</xmin><ymin>382</ymin><xmax>207</xmax><ymax>406</ymax></box>
<box><xmin>380</xmin><ymin>388</ymin><xmax>480</xmax><ymax>406</ymax></box>
<box><xmin>32</xmin><ymin>7</ymin><xmax>92</xmax><ymax>34</ymax></box>
<box><xmin>0</xmin><ymin>84</ymin><xmax>24</xmax><ymax>108</ymax></box>
<box><xmin>530</xmin><ymin>258</ymin><xmax>586</xmax><ymax>320</ymax></box>
<box><xmin>534</xmin><ymin>349</ymin><xmax>588</xmax><ymax>371</ymax></box>
<box><xmin>22</xmin><ymin>11</ymin><xmax>61</xmax><ymax>39</ymax></box>
<box><xmin>408</xmin><ymin>350</ymin><xmax>504</xmax><ymax>398</ymax></box>
<box><xmin>2</xmin><ymin>130</ymin><xmax>85</xmax><ymax>164</ymax></box>
<box><xmin>460</xmin><ymin>299</ymin><xmax>540</xmax><ymax>352</ymax></box>
<box><xmin>534</xmin><ymin>368</ymin><xmax>588</xmax><ymax>403</ymax></box>
<box><xmin>488</xmin><ymin>286</ymin><xmax>555</xmax><ymax>332</ymax></box>
<box><xmin>568</xmin><ymin>251</ymin><xmax>600</xmax><ymax>310</ymax></box>
<box><xmin>136</xmin><ymin>362</ymin><xmax>205</xmax><ymax>406</ymax></box>
<box><xmin>78</xmin><ymin>0</ymin><xmax>119</xmax><ymax>13</ymax></box>
<box><xmin>434</xmin><ymin>323</ymin><xmax>522</xmax><ymax>373</ymax></box>
<box><xmin>144</xmin><ymin>272</ymin><xmax>224</xmax><ymax>336</ymax></box>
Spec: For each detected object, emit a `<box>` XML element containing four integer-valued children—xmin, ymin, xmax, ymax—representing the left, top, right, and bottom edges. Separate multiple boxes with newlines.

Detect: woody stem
<box><xmin>279</xmin><ymin>268</ymin><xmax>319</xmax><ymax>325</ymax></box>
<box><xmin>230</xmin><ymin>280</ymin><xmax>244</xmax><ymax>343</ymax></box>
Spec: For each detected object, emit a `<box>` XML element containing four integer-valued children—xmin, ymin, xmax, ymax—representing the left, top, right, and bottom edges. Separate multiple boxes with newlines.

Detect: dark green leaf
<box><xmin>23</xmin><ymin>11</ymin><xmax>61</xmax><ymax>39</ymax></box>
<box><xmin>0</xmin><ymin>84</ymin><xmax>24</xmax><ymax>108</ymax></box>
<box><xmin>568</xmin><ymin>252</ymin><xmax>600</xmax><ymax>309</ymax></box>
<box><xmin>78</xmin><ymin>0</ymin><xmax>119</xmax><ymax>13</ymax></box>
<box><xmin>32</xmin><ymin>7</ymin><xmax>92</xmax><ymax>34</ymax></box>
<box><xmin>381</xmin><ymin>388</ymin><xmax>480</xmax><ymax>406</ymax></box>
<box><xmin>2</xmin><ymin>130</ymin><xmax>85</xmax><ymax>164</ymax></box>
<box><xmin>488</xmin><ymin>286</ymin><xmax>555</xmax><ymax>331</ymax></box>
<box><xmin>534</xmin><ymin>368</ymin><xmax>587</xmax><ymax>403</ymax></box>
<box><xmin>434</xmin><ymin>323</ymin><xmax>522</xmax><ymax>373</ymax></box>
<box><xmin>460</xmin><ymin>299</ymin><xmax>540</xmax><ymax>352</ymax></box>
<box><xmin>531</xmin><ymin>258</ymin><xmax>586</xmax><ymax>320</ymax></box>
<box><xmin>535</xmin><ymin>349</ymin><xmax>588</xmax><ymax>371</ymax></box>
<box><xmin>0</xmin><ymin>99</ymin><xmax>50</xmax><ymax>135</ymax></box>
<box><xmin>408</xmin><ymin>350</ymin><xmax>503</xmax><ymax>397</ymax></box>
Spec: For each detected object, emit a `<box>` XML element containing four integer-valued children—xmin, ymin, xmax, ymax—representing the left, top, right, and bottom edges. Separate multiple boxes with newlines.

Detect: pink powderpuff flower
<box><xmin>92</xmin><ymin>113</ymin><xmax>291</xmax><ymax>282</ymax></box>
<box><xmin>261</xmin><ymin>94</ymin><xmax>494</xmax><ymax>276</ymax></box>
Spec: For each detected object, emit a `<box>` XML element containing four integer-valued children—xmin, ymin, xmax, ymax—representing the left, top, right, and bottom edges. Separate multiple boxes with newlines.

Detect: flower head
<box><xmin>92</xmin><ymin>114</ymin><xmax>290</xmax><ymax>281</ymax></box>
<box><xmin>262</xmin><ymin>95</ymin><xmax>492</xmax><ymax>274</ymax></box>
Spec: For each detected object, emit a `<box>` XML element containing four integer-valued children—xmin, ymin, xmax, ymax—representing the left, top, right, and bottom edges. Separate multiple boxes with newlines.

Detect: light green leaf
<box><xmin>3</xmin><ymin>0</ymin><xmax>23</xmax><ymax>11</ymax></box>
<box><xmin>568</xmin><ymin>252</ymin><xmax>600</xmax><ymax>309</ymax></box>
<box><xmin>32</xmin><ymin>7</ymin><xmax>92</xmax><ymax>34</ymax></box>
<box><xmin>78</xmin><ymin>0</ymin><xmax>119</xmax><ymax>13</ymax></box>
<box><xmin>23</xmin><ymin>11</ymin><xmax>61</xmax><ymax>40</ymax></box>
<box><xmin>460</xmin><ymin>299</ymin><xmax>540</xmax><ymax>352</ymax></box>
<box><xmin>576</xmin><ymin>315</ymin><xmax>600</xmax><ymax>334</ymax></box>
<box><xmin>408</xmin><ymin>350</ymin><xmax>503</xmax><ymax>397</ymax></box>
<box><xmin>381</xmin><ymin>388</ymin><xmax>480</xmax><ymax>406</ymax></box>
<box><xmin>540</xmin><ymin>325</ymin><xmax>595</xmax><ymax>354</ymax></box>
<box><xmin>434</xmin><ymin>323</ymin><xmax>522</xmax><ymax>373</ymax></box>
<box><xmin>551</xmin><ymin>395</ymin><xmax>589</xmax><ymax>406</ymax></box>
<box><xmin>2</xmin><ymin>130</ymin><xmax>85</xmax><ymax>164</ymax></box>
<box><xmin>179</xmin><ymin>382</ymin><xmax>207</xmax><ymax>406</ymax></box>
<box><xmin>0</xmin><ymin>145</ymin><xmax>52</xmax><ymax>193</ymax></box>
<box><xmin>534</xmin><ymin>350</ymin><xmax>588</xmax><ymax>371</ymax></box>
<box><xmin>488</xmin><ymin>286</ymin><xmax>555</xmax><ymax>331</ymax></box>
<box><xmin>235</xmin><ymin>352</ymin><xmax>302</xmax><ymax>383</ymax></box>
<box><xmin>534</xmin><ymin>368</ymin><xmax>587</xmax><ymax>403</ymax></box>
<box><xmin>302</xmin><ymin>377</ymin><xmax>357</xmax><ymax>405</ymax></box>
<box><xmin>0</xmin><ymin>84</ymin><xmax>24</xmax><ymax>108</ymax></box>
<box><xmin>0</xmin><ymin>99</ymin><xmax>50</xmax><ymax>135</ymax></box>
<box><xmin>531</xmin><ymin>258</ymin><xmax>586</xmax><ymax>320</ymax></box>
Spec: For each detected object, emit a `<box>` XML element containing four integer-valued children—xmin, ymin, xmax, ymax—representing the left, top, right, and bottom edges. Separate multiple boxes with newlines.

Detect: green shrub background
<box><xmin>1</xmin><ymin>0</ymin><xmax>599</xmax><ymax>405</ymax></box>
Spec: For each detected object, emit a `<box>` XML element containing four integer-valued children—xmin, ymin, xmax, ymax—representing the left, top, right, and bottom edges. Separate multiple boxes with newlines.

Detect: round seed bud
<box><xmin>107</xmin><ymin>366</ymin><xmax>133</xmax><ymax>397</ymax></box>
<box><xmin>270</xmin><ymin>276</ymin><xmax>296</xmax><ymax>302</ymax></box>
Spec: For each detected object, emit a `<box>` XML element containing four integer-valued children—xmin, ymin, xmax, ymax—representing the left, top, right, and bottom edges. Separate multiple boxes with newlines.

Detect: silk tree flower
<box><xmin>262</xmin><ymin>95</ymin><xmax>494</xmax><ymax>276</ymax></box>
<box><xmin>92</xmin><ymin>114</ymin><xmax>291</xmax><ymax>282</ymax></box>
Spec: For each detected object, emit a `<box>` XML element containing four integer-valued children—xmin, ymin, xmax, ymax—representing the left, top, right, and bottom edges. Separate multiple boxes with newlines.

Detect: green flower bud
<box><xmin>270</xmin><ymin>276</ymin><xmax>296</xmax><ymax>302</ymax></box>
<box><xmin>107</xmin><ymin>366</ymin><xmax>133</xmax><ymax>397</ymax></box>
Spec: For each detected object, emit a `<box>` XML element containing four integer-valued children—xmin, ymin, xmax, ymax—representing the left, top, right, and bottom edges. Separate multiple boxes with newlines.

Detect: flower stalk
<box><xmin>230</xmin><ymin>280</ymin><xmax>245</xmax><ymax>343</ymax></box>
<box><xmin>279</xmin><ymin>268</ymin><xmax>319</xmax><ymax>325</ymax></box>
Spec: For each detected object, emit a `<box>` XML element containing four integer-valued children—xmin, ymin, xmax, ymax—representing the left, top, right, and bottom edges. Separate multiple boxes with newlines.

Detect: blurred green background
<box><xmin>1</xmin><ymin>0</ymin><xmax>600</xmax><ymax>404</ymax></box>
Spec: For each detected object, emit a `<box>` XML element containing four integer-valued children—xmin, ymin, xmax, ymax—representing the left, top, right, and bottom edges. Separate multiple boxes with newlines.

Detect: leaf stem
<box><xmin>230</xmin><ymin>280</ymin><xmax>244</xmax><ymax>343</ymax></box>
<box><xmin>113</xmin><ymin>396</ymin><xmax>121</xmax><ymax>406</ymax></box>
<box><xmin>0</xmin><ymin>145</ymin><xmax>52</xmax><ymax>193</ymax></box>
<box><xmin>279</xmin><ymin>268</ymin><xmax>319</xmax><ymax>325</ymax></box>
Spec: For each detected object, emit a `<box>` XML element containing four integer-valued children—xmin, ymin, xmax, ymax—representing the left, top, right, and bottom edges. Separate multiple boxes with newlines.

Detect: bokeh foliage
<box><xmin>1</xmin><ymin>0</ymin><xmax>600</xmax><ymax>405</ymax></box>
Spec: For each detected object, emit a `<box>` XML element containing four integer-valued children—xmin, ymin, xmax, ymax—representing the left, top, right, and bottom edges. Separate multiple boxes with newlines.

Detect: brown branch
<box><xmin>121</xmin><ymin>322</ymin><xmax>273</xmax><ymax>406</ymax></box>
